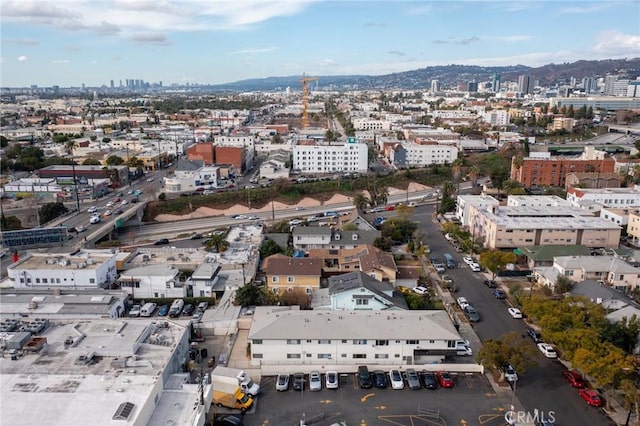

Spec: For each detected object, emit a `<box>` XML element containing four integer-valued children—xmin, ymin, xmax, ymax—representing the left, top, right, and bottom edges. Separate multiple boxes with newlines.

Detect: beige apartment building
<box><xmin>470</xmin><ymin>204</ymin><xmax>621</xmax><ymax>249</ymax></box>
<box><xmin>629</xmin><ymin>212</ymin><xmax>640</xmax><ymax>246</ymax></box>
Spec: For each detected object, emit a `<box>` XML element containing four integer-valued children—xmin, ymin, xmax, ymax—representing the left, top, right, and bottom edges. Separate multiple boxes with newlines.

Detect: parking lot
<box><xmin>242</xmin><ymin>372</ymin><xmax>513</xmax><ymax>426</ymax></box>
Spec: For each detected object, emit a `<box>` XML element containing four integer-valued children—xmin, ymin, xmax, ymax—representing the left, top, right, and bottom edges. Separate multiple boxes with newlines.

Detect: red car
<box><xmin>562</xmin><ymin>370</ymin><xmax>586</xmax><ymax>388</ymax></box>
<box><xmin>384</xmin><ymin>205</ymin><xmax>395</xmax><ymax>211</ymax></box>
<box><xmin>435</xmin><ymin>371</ymin><xmax>454</xmax><ymax>388</ymax></box>
<box><xmin>579</xmin><ymin>389</ymin><xmax>603</xmax><ymax>407</ymax></box>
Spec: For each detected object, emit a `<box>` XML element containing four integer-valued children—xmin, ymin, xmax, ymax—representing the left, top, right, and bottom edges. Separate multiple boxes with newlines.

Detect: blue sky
<box><xmin>1</xmin><ymin>0</ymin><xmax>639</xmax><ymax>87</ymax></box>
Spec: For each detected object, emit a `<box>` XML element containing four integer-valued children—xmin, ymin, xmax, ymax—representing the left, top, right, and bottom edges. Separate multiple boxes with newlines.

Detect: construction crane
<box><xmin>300</xmin><ymin>73</ymin><xmax>318</xmax><ymax>129</ymax></box>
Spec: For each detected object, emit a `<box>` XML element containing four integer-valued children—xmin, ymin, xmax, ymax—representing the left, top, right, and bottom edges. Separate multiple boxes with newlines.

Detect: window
<box><xmin>352</xmin><ymin>354</ymin><xmax>367</xmax><ymax>359</ymax></box>
<box><xmin>287</xmin><ymin>339</ymin><xmax>301</xmax><ymax>344</ymax></box>
<box><xmin>375</xmin><ymin>354</ymin><xmax>389</xmax><ymax>359</ymax></box>
<box><xmin>318</xmin><ymin>339</ymin><xmax>331</xmax><ymax>344</ymax></box>
<box><xmin>375</xmin><ymin>340</ymin><xmax>389</xmax><ymax>346</ymax></box>
<box><xmin>447</xmin><ymin>340</ymin><xmax>456</xmax><ymax>348</ymax></box>
<box><xmin>287</xmin><ymin>276</ymin><xmax>294</xmax><ymax>283</ymax></box>
<box><xmin>287</xmin><ymin>354</ymin><xmax>301</xmax><ymax>359</ymax></box>
<box><xmin>89</xmin><ymin>278</ymin><xmax>95</xmax><ymax>284</ymax></box>
<box><xmin>317</xmin><ymin>353</ymin><xmax>331</xmax><ymax>359</ymax></box>
<box><xmin>341</xmin><ymin>354</ymin><xmax>347</xmax><ymax>358</ymax></box>
<box><xmin>253</xmin><ymin>339</ymin><xmax>263</xmax><ymax>345</ymax></box>
<box><xmin>253</xmin><ymin>353</ymin><xmax>263</xmax><ymax>359</ymax></box>
<box><xmin>355</xmin><ymin>298</ymin><xmax>369</xmax><ymax>306</ymax></box>
<box><xmin>271</xmin><ymin>276</ymin><xmax>279</xmax><ymax>283</ymax></box>
<box><xmin>306</xmin><ymin>353</ymin><xmax>312</xmax><ymax>358</ymax></box>
<box><xmin>353</xmin><ymin>339</ymin><xmax>367</xmax><ymax>345</ymax></box>
<box><xmin>36</xmin><ymin>278</ymin><xmax>41</xmax><ymax>283</ymax></box>
<box><xmin>341</xmin><ymin>340</ymin><xmax>347</xmax><ymax>343</ymax></box>
<box><xmin>406</xmin><ymin>340</ymin><xmax>419</xmax><ymax>345</ymax></box>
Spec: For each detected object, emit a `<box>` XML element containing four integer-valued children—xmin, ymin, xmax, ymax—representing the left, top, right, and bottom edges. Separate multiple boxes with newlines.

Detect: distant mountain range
<box><xmin>208</xmin><ymin>58</ymin><xmax>640</xmax><ymax>92</ymax></box>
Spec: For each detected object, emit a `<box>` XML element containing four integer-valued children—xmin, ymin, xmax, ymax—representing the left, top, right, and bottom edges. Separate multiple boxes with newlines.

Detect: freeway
<box><xmin>412</xmin><ymin>204</ymin><xmax>610</xmax><ymax>426</ymax></box>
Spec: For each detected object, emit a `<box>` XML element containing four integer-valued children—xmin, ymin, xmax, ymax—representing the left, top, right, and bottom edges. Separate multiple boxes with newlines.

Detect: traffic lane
<box><xmin>247</xmin><ymin>373</ymin><xmax>503</xmax><ymax>426</ymax></box>
<box><xmin>516</xmin><ymin>351</ymin><xmax>610</xmax><ymax>425</ymax></box>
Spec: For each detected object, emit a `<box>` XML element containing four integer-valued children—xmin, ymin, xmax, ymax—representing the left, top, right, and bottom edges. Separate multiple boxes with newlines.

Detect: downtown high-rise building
<box><xmin>604</xmin><ymin>75</ymin><xmax>619</xmax><ymax>95</ymax></box>
<box><xmin>492</xmin><ymin>73</ymin><xmax>501</xmax><ymax>93</ymax></box>
<box><xmin>110</xmin><ymin>80</ymin><xmax>114</xmax><ymax>89</ymax></box>
<box><xmin>430</xmin><ymin>79</ymin><xmax>440</xmax><ymax>93</ymax></box>
<box><xmin>582</xmin><ymin>77</ymin><xmax>596</xmax><ymax>94</ymax></box>
<box><xmin>518</xmin><ymin>75</ymin><xmax>531</xmax><ymax>94</ymax></box>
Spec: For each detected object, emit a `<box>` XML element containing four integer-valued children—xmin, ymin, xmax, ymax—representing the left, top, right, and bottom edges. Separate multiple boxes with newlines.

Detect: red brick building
<box><xmin>186</xmin><ymin>143</ymin><xmax>215</xmax><ymax>165</ymax></box>
<box><xmin>214</xmin><ymin>146</ymin><xmax>245</xmax><ymax>172</ymax></box>
<box><xmin>510</xmin><ymin>155</ymin><xmax>615</xmax><ymax>187</ymax></box>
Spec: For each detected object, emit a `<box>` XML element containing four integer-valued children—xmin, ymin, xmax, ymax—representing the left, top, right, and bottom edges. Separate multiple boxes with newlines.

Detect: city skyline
<box><xmin>1</xmin><ymin>0</ymin><xmax>639</xmax><ymax>88</ymax></box>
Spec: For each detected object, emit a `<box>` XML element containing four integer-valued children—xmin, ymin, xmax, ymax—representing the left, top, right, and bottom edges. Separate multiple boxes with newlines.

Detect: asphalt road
<box><xmin>411</xmin><ymin>204</ymin><xmax>610</xmax><ymax>426</ymax></box>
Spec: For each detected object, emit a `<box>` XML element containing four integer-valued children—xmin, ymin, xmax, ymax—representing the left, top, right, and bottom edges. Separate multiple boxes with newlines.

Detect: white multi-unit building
<box><xmin>248</xmin><ymin>307</ymin><xmax>463</xmax><ymax>366</ymax></box>
<box><xmin>7</xmin><ymin>249</ymin><xmax>118</xmax><ymax>290</ymax></box>
<box><xmin>389</xmin><ymin>141</ymin><xmax>458</xmax><ymax>168</ymax></box>
<box><xmin>293</xmin><ymin>140</ymin><xmax>368</xmax><ymax>174</ymax></box>
<box><xmin>163</xmin><ymin>159</ymin><xmax>219</xmax><ymax>193</ymax></box>
<box><xmin>118</xmin><ymin>264</ymin><xmax>184</xmax><ymax>299</ymax></box>
<box><xmin>506</xmin><ymin>195</ymin><xmax>570</xmax><ymax>208</ymax></box>
<box><xmin>352</xmin><ymin>118</ymin><xmax>392</xmax><ymax>131</ymax></box>
<box><xmin>455</xmin><ymin>195</ymin><xmax>500</xmax><ymax>228</ymax></box>
<box><xmin>600</xmin><ymin>207</ymin><xmax>640</xmax><ymax>227</ymax></box>
<box><xmin>480</xmin><ymin>110</ymin><xmax>509</xmax><ymax>126</ymax></box>
<box><xmin>567</xmin><ymin>187</ymin><xmax>640</xmax><ymax>209</ymax></box>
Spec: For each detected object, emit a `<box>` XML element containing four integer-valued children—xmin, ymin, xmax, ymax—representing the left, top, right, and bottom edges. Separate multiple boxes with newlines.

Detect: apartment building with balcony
<box><xmin>292</xmin><ymin>139</ymin><xmax>368</xmax><ymax>174</ymax></box>
<box><xmin>567</xmin><ymin>187</ymin><xmax>640</xmax><ymax>209</ymax></box>
<box><xmin>389</xmin><ymin>141</ymin><xmax>458</xmax><ymax>168</ymax></box>
<box><xmin>470</xmin><ymin>204</ymin><xmax>621</xmax><ymax>249</ymax></box>
<box><xmin>510</xmin><ymin>152</ymin><xmax>615</xmax><ymax>188</ymax></box>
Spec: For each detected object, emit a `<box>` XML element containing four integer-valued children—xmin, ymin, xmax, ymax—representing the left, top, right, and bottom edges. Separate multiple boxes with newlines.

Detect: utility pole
<box><xmin>72</xmin><ymin>163</ymin><xmax>81</xmax><ymax>212</ymax></box>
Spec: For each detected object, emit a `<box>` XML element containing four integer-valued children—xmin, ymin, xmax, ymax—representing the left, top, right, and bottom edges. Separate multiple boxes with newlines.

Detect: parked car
<box><xmin>562</xmin><ymin>370</ymin><xmax>586</xmax><ymax>389</ymax></box>
<box><xmin>502</xmin><ymin>364</ymin><xmax>518</xmax><ymax>382</ymax></box>
<box><xmin>129</xmin><ymin>305</ymin><xmax>142</xmax><ymax>317</ymax></box>
<box><xmin>192</xmin><ymin>311</ymin><xmax>203</xmax><ymax>322</ymax></box>
<box><xmin>469</xmin><ymin>263</ymin><xmax>482</xmax><ymax>272</ymax></box>
<box><xmin>182</xmin><ymin>304</ymin><xmax>195</xmax><ymax>316</ymax></box>
<box><xmin>197</xmin><ymin>302</ymin><xmax>209</xmax><ymax>312</ymax></box>
<box><xmin>484</xmin><ymin>279</ymin><xmax>496</xmax><ymax>288</ymax></box>
<box><xmin>579</xmin><ymin>389</ymin><xmax>603</xmax><ymax>407</ymax></box>
<box><xmin>412</xmin><ymin>286</ymin><xmax>429</xmax><ymax>295</ymax></box>
<box><xmin>435</xmin><ymin>371</ymin><xmax>454</xmax><ymax>388</ymax></box>
<box><xmin>216</xmin><ymin>415</ymin><xmax>243</xmax><ymax>426</ymax></box>
<box><xmin>325</xmin><ymin>371</ymin><xmax>339</xmax><ymax>389</ymax></box>
<box><xmin>464</xmin><ymin>305</ymin><xmax>481</xmax><ymax>322</ymax></box>
<box><xmin>154</xmin><ymin>238</ymin><xmax>170</xmax><ymax>245</ymax></box>
<box><xmin>421</xmin><ymin>372</ymin><xmax>438</xmax><ymax>389</ymax></box>
<box><xmin>492</xmin><ymin>289</ymin><xmax>506</xmax><ymax>299</ymax></box>
<box><xmin>508</xmin><ymin>307</ymin><xmax>523</xmax><ymax>319</ymax></box>
<box><xmin>456</xmin><ymin>297</ymin><xmax>470</xmax><ymax>310</ymax></box>
<box><xmin>357</xmin><ymin>366</ymin><xmax>373</xmax><ymax>389</ymax></box>
<box><xmin>405</xmin><ymin>368</ymin><xmax>421</xmax><ymax>390</ymax></box>
<box><xmin>292</xmin><ymin>373</ymin><xmax>305</xmax><ymax>391</ymax></box>
<box><xmin>373</xmin><ymin>370</ymin><xmax>387</xmax><ymax>389</ymax></box>
<box><xmin>157</xmin><ymin>304</ymin><xmax>170</xmax><ymax>316</ymax></box>
<box><xmin>537</xmin><ymin>343</ymin><xmax>558</xmax><ymax>359</ymax></box>
<box><xmin>462</xmin><ymin>256</ymin><xmax>474</xmax><ymax>265</ymax></box>
<box><xmin>309</xmin><ymin>371</ymin><xmax>322</xmax><ymax>391</ymax></box>
<box><xmin>276</xmin><ymin>374</ymin><xmax>290</xmax><ymax>391</ymax></box>
<box><xmin>190</xmin><ymin>233</ymin><xmax>203</xmax><ymax>240</ymax></box>
<box><xmin>527</xmin><ymin>328</ymin><xmax>542</xmax><ymax>343</ymax></box>
<box><xmin>389</xmin><ymin>369</ymin><xmax>404</xmax><ymax>390</ymax></box>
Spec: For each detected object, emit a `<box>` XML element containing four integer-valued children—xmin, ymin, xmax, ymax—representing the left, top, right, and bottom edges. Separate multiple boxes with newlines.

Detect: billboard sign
<box><xmin>1</xmin><ymin>227</ymin><xmax>69</xmax><ymax>249</ymax></box>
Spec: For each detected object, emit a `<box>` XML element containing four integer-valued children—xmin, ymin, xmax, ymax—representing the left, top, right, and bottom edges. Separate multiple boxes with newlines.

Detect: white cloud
<box><xmin>17</xmin><ymin>55</ymin><xmax>28</xmax><ymax>62</ymax></box>
<box><xmin>231</xmin><ymin>47</ymin><xmax>278</xmax><ymax>55</ymax></box>
<box><xmin>593</xmin><ymin>31</ymin><xmax>640</xmax><ymax>56</ymax></box>
<box><xmin>558</xmin><ymin>4</ymin><xmax>609</xmax><ymax>14</ymax></box>
<box><xmin>6</xmin><ymin>38</ymin><xmax>39</xmax><ymax>45</ymax></box>
<box><xmin>52</xmin><ymin>59</ymin><xmax>70</xmax><ymax>64</ymax></box>
<box><xmin>405</xmin><ymin>4</ymin><xmax>432</xmax><ymax>16</ymax></box>
<box><xmin>131</xmin><ymin>32</ymin><xmax>171</xmax><ymax>46</ymax></box>
<box><xmin>317</xmin><ymin>59</ymin><xmax>336</xmax><ymax>67</ymax></box>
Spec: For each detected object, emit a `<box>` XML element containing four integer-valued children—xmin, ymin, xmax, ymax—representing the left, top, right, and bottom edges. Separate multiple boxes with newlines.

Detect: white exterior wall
<box><xmin>122</xmin><ymin>275</ymin><xmax>186</xmax><ymax>299</ymax></box>
<box><xmin>330</xmin><ymin>289</ymin><xmax>396</xmax><ymax>310</ymax></box>
<box><xmin>399</xmin><ymin>143</ymin><xmax>458</xmax><ymax>166</ymax></box>
<box><xmin>250</xmin><ymin>338</ymin><xmax>452</xmax><ymax>367</ymax></box>
<box><xmin>352</xmin><ymin>119</ymin><xmax>390</xmax><ymax>131</ymax></box>
<box><xmin>567</xmin><ymin>189</ymin><xmax>640</xmax><ymax>208</ymax></box>
<box><xmin>293</xmin><ymin>233</ymin><xmax>332</xmax><ymax>249</ymax></box>
<box><xmin>8</xmin><ymin>261</ymin><xmax>116</xmax><ymax>289</ymax></box>
<box><xmin>455</xmin><ymin>195</ymin><xmax>499</xmax><ymax>228</ymax></box>
<box><xmin>293</xmin><ymin>142</ymin><xmax>368</xmax><ymax>174</ymax></box>
<box><xmin>481</xmin><ymin>110</ymin><xmax>509</xmax><ymax>126</ymax></box>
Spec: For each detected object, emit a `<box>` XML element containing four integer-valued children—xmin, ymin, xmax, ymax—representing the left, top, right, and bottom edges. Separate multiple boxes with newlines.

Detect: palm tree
<box><xmin>65</xmin><ymin>140</ymin><xmax>77</xmax><ymax>155</ymax></box>
<box><xmin>352</xmin><ymin>193</ymin><xmax>370</xmax><ymax>211</ymax></box>
<box><xmin>204</xmin><ymin>234</ymin><xmax>230</xmax><ymax>253</ymax></box>
<box><xmin>469</xmin><ymin>165</ymin><xmax>480</xmax><ymax>188</ymax></box>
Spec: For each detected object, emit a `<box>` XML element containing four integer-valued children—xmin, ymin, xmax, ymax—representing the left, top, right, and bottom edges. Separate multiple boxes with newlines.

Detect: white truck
<box><xmin>212</xmin><ymin>366</ymin><xmax>261</xmax><ymax>396</ymax></box>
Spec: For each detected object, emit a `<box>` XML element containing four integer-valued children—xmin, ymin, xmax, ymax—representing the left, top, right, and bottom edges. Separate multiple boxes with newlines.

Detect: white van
<box><xmin>140</xmin><ymin>303</ymin><xmax>157</xmax><ymax>317</ymax></box>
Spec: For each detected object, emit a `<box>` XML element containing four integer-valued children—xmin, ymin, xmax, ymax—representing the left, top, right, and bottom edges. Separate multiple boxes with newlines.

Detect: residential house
<box><xmin>395</xmin><ymin>266</ymin><xmax>421</xmax><ymax>288</ymax></box>
<box><xmin>312</xmin><ymin>271</ymin><xmax>408</xmax><ymax>310</ymax></box>
<box><xmin>571</xmin><ymin>280</ymin><xmax>632</xmax><ymax>312</ymax></box>
<box><xmin>629</xmin><ymin>212</ymin><xmax>640</xmax><ymax>246</ymax></box>
<box><xmin>262</xmin><ymin>255</ymin><xmax>322</xmax><ymax>294</ymax></box>
<box><xmin>292</xmin><ymin>227</ymin><xmax>380</xmax><ymax>250</ymax></box>
<box><xmin>336</xmin><ymin>209</ymin><xmax>378</xmax><ymax>231</ymax></box>
<box><xmin>247</xmin><ymin>307</ymin><xmax>463</xmax><ymax>366</ymax></box>
<box><xmin>534</xmin><ymin>255</ymin><xmax>640</xmax><ymax>292</ymax></box>
<box><xmin>516</xmin><ymin>245</ymin><xmax>592</xmax><ymax>269</ymax></box>
<box><xmin>118</xmin><ymin>264</ymin><xmax>184</xmax><ymax>299</ymax></box>
<box><xmin>306</xmin><ymin>245</ymin><xmax>397</xmax><ymax>283</ymax></box>
<box><xmin>185</xmin><ymin>261</ymin><xmax>221</xmax><ymax>298</ymax></box>
<box><xmin>565</xmin><ymin>172</ymin><xmax>620</xmax><ymax>189</ymax></box>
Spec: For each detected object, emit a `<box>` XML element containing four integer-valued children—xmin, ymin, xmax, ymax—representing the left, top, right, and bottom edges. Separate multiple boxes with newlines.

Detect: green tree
<box><xmin>403</xmin><ymin>291</ymin><xmax>431</xmax><ymax>310</ymax></box>
<box><xmin>260</xmin><ymin>239</ymin><xmax>284</xmax><ymax>258</ymax></box>
<box><xmin>380</xmin><ymin>217</ymin><xmax>418</xmax><ymax>243</ymax></box>
<box><xmin>106</xmin><ymin>155</ymin><xmax>124</xmax><ymax>165</ymax></box>
<box><xmin>476</xmin><ymin>332</ymin><xmax>538</xmax><ymax>382</ymax></box>
<box><xmin>38</xmin><ymin>202</ymin><xmax>69</xmax><ymax>224</ymax></box>
<box><xmin>158</xmin><ymin>193</ymin><xmax>167</xmax><ymax>201</ymax></box>
<box><xmin>373</xmin><ymin>236</ymin><xmax>393</xmax><ymax>251</ymax></box>
<box><xmin>234</xmin><ymin>282</ymin><xmax>271</xmax><ymax>306</ymax></box>
<box><xmin>1</xmin><ymin>214</ymin><xmax>22</xmax><ymax>231</ymax></box>
<box><xmin>204</xmin><ymin>234</ymin><xmax>230</xmax><ymax>253</ymax></box>
<box><xmin>277</xmin><ymin>288</ymin><xmax>311</xmax><ymax>309</ymax></box>
<box><xmin>82</xmin><ymin>158</ymin><xmax>101</xmax><ymax>165</ymax></box>
<box><xmin>478</xmin><ymin>250</ymin><xmax>517</xmax><ymax>279</ymax></box>
<box><xmin>342</xmin><ymin>223</ymin><xmax>358</xmax><ymax>231</ymax></box>
<box><xmin>555</xmin><ymin>274</ymin><xmax>574</xmax><ymax>294</ymax></box>
<box><xmin>601</xmin><ymin>315</ymin><xmax>640</xmax><ymax>354</ymax></box>
<box><xmin>0</xmin><ymin>135</ymin><xmax>8</xmax><ymax>148</ymax></box>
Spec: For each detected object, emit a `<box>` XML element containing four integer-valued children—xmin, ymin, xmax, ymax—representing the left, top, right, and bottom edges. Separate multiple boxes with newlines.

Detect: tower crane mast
<box><xmin>300</xmin><ymin>73</ymin><xmax>318</xmax><ymax>129</ymax></box>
